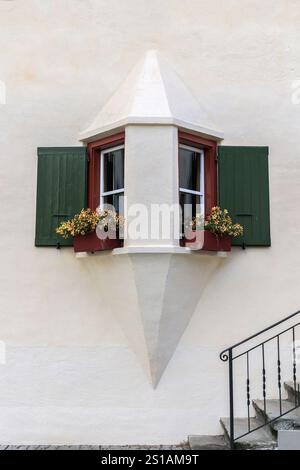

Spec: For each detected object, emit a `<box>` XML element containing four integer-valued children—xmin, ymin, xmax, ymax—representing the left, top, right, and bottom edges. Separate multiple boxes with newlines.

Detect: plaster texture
<box><xmin>0</xmin><ymin>0</ymin><xmax>300</xmax><ymax>444</ymax></box>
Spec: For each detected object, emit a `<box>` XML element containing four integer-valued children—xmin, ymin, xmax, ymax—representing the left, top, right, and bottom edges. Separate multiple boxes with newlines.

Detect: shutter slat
<box><xmin>218</xmin><ymin>146</ymin><xmax>270</xmax><ymax>246</ymax></box>
<box><xmin>35</xmin><ymin>147</ymin><xmax>87</xmax><ymax>246</ymax></box>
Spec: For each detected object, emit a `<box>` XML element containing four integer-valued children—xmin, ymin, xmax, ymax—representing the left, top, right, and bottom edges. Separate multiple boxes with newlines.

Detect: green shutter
<box><xmin>218</xmin><ymin>146</ymin><xmax>270</xmax><ymax>247</ymax></box>
<box><xmin>35</xmin><ymin>147</ymin><xmax>87</xmax><ymax>246</ymax></box>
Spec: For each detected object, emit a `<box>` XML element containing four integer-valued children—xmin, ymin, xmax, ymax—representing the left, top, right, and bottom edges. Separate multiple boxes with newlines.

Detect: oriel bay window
<box><xmin>35</xmin><ymin>127</ymin><xmax>271</xmax><ymax>249</ymax></box>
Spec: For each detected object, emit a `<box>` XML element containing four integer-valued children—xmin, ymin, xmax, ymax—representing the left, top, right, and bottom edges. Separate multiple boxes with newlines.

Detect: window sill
<box><xmin>75</xmin><ymin>246</ymin><xmax>228</xmax><ymax>258</ymax></box>
<box><xmin>112</xmin><ymin>245</ymin><xmax>192</xmax><ymax>255</ymax></box>
<box><xmin>75</xmin><ymin>245</ymin><xmax>228</xmax><ymax>258</ymax></box>
<box><xmin>113</xmin><ymin>246</ymin><xmax>228</xmax><ymax>257</ymax></box>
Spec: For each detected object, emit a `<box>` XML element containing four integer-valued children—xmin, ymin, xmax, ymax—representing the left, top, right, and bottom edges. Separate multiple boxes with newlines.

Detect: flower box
<box><xmin>183</xmin><ymin>229</ymin><xmax>232</xmax><ymax>252</ymax></box>
<box><xmin>74</xmin><ymin>231</ymin><xmax>123</xmax><ymax>253</ymax></box>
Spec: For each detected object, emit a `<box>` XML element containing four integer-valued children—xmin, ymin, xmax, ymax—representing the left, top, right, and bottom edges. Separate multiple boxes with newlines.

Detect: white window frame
<box><xmin>100</xmin><ymin>144</ymin><xmax>125</xmax><ymax>209</ymax></box>
<box><xmin>179</xmin><ymin>144</ymin><xmax>205</xmax><ymax>213</ymax></box>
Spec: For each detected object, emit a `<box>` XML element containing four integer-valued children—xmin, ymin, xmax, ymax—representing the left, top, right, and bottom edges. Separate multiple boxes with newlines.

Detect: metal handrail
<box><xmin>220</xmin><ymin>309</ymin><xmax>300</xmax><ymax>362</ymax></box>
<box><xmin>220</xmin><ymin>309</ymin><xmax>300</xmax><ymax>449</ymax></box>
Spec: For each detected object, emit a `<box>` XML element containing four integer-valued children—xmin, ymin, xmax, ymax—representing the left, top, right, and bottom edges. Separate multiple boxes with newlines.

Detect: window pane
<box><xmin>180</xmin><ymin>192</ymin><xmax>203</xmax><ymax>232</ymax></box>
<box><xmin>103</xmin><ymin>148</ymin><xmax>124</xmax><ymax>193</ymax></box>
<box><xmin>179</xmin><ymin>147</ymin><xmax>202</xmax><ymax>192</ymax></box>
<box><xmin>103</xmin><ymin>193</ymin><xmax>124</xmax><ymax>215</ymax></box>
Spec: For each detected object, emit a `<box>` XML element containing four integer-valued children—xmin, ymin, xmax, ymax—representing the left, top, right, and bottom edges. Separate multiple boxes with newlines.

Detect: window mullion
<box><xmin>101</xmin><ymin>188</ymin><xmax>124</xmax><ymax>197</ymax></box>
<box><xmin>179</xmin><ymin>187</ymin><xmax>203</xmax><ymax>196</ymax></box>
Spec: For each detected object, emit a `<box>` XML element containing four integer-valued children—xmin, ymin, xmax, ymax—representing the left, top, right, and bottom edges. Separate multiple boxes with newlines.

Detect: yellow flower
<box><xmin>56</xmin><ymin>208</ymin><xmax>124</xmax><ymax>239</ymax></box>
<box><xmin>202</xmin><ymin>206</ymin><xmax>243</xmax><ymax>238</ymax></box>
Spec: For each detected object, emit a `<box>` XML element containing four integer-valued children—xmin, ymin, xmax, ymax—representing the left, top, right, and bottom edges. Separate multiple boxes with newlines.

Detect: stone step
<box><xmin>220</xmin><ymin>417</ymin><xmax>277</xmax><ymax>449</ymax></box>
<box><xmin>253</xmin><ymin>399</ymin><xmax>300</xmax><ymax>431</ymax></box>
<box><xmin>284</xmin><ymin>381</ymin><xmax>300</xmax><ymax>404</ymax></box>
<box><xmin>188</xmin><ymin>435</ymin><xmax>229</xmax><ymax>450</ymax></box>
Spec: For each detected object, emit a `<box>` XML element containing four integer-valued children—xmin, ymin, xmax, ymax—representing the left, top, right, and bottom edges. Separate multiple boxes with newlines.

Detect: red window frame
<box><xmin>87</xmin><ymin>132</ymin><xmax>125</xmax><ymax>210</ymax></box>
<box><xmin>87</xmin><ymin>131</ymin><xmax>216</xmax><ymax>217</ymax></box>
<box><xmin>178</xmin><ymin>131</ymin><xmax>217</xmax><ymax>218</ymax></box>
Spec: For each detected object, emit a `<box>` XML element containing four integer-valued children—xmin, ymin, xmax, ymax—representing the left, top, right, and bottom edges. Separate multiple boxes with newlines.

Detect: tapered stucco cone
<box><xmin>130</xmin><ymin>253</ymin><xmax>222</xmax><ymax>387</ymax></box>
<box><xmin>80</xmin><ymin>252</ymin><xmax>221</xmax><ymax>387</ymax></box>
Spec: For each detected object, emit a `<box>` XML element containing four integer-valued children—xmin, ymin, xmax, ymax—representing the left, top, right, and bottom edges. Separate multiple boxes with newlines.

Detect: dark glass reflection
<box><xmin>180</xmin><ymin>192</ymin><xmax>201</xmax><ymax>218</ymax></box>
<box><xmin>180</xmin><ymin>192</ymin><xmax>202</xmax><ymax>233</ymax></box>
<box><xmin>179</xmin><ymin>147</ymin><xmax>201</xmax><ymax>192</ymax></box>
<box><xmin>103</xmin><ymin>193</ymin><xmax>124</xmax><ymax>215</ymax></box>
<box><xmin>103</xmin><ymin>149</ymin><xmax>124</xmax><ymax>193</ymax></box>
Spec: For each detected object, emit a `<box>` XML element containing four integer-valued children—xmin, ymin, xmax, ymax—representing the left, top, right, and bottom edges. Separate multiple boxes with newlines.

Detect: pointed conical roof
<box><xmin>79</xmin><ymin>50</ymin><xmax>223</xmax><ymax>141</ymax></box>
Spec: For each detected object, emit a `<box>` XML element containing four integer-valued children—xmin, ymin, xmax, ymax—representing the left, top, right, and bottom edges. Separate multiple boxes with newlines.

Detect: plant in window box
<box><xmin>56</xmin><ymin>208</ymin><xmax>124</xmax><ymax>253</ymax></box>
<box><xmin>185</xmin><ymin>207</ymin><xmax>243</xmax><ymax>252</ymax></box>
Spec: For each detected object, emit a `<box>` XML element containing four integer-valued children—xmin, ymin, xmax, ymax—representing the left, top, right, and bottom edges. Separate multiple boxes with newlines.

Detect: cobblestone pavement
<box><xmin>0</xmin><ymin>444</ymin><xmax>190</xmax><ymax>450</ymax></box>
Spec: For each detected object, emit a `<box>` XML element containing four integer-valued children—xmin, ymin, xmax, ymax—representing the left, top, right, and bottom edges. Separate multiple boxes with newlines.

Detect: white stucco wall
<box><xmin>0</xmin><ymin>0</ymin><xmax>300</xmax><ymax>444</ymax></box>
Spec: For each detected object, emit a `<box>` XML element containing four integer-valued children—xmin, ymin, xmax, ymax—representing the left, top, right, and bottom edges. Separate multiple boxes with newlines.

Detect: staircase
<box><xmin>190</xmin><ymin>382</ymin><xmax>300</xmax><ymax>449</ymax></box>
<box><xmin>189</xmin><ymin>310</ymin><xmax>300</xmax><ymax>450</ymax></box>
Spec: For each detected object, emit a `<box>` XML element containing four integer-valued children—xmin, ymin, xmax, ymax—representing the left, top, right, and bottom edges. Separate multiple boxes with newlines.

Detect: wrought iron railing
<box><xmin>220</xmin><ymin>309</ymin><xmax>300</xmax><ymax>449</ymax></box>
